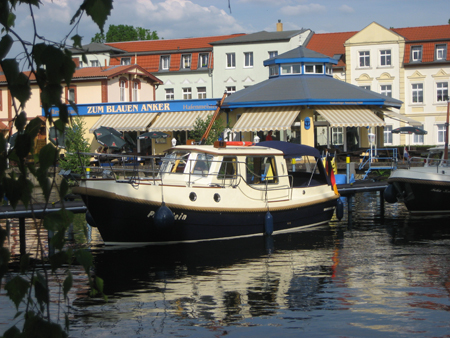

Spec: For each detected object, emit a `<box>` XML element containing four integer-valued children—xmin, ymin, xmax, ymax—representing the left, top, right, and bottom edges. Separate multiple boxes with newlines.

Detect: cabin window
<box><xmin>217</xmin><ymin>156</ymin><xmax>237</xmax><ymax>179</ymax></box>
<box><xmin>246</xmin><ymin>156</ymin><xmax>278</xmax><ymax>184</ymax></box>
<box><xmin>160</xmin><ymin>151</ymin><xmax>190</xmax><ymax>174</ymax></box>
<box><xmin>192</xmin><ymin>153</ymin><xmax>213</xmax><ymax>175</ymax></box>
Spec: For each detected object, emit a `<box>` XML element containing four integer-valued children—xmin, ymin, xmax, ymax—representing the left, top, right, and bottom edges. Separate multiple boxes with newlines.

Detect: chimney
<box><xmin>277</xmin><ymin>19</ymin><xmax>283</xmax><ymax>32</ymax></box>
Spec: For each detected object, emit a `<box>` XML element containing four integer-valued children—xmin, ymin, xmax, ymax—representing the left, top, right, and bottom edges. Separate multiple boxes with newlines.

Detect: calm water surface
<box><xmin>2</xmin><ymin>192</ymin><xmax>450</xmax><ymax>337</ymax></box>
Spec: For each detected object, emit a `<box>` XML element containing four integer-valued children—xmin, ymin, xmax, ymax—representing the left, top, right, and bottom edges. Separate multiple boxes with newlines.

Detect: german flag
<box><xmin>326</xmin><ymin>156</ymin><xmax>339</xmax><ymax>195</ymax></box>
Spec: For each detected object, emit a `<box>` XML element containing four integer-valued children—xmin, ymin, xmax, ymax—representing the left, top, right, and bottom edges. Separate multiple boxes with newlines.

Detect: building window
<box><xmin>132</xmin><ymin>81</ymin><xmax>139</xmax><ymax>101</ymax></box>
<box><xmin>380</xmin><ymin>85</ymin><xmax>392</xmax><ymax>97</ymax></box>
<box><xmin>413</xmin><ymin>124</ymin><xmax>424</xmax><ymax>144</ymax></box>
<box><xmin>119</xmin><ymin>79</ymin><xmax>127</xmax><ymax>102</ymax></box>
<box><xmin>90</xmin><ymin>60</ymin><xmax>100</xmax><ymax>67</ymax></box>
<box><xmin>121</xmin><ymin>57</ymin><xmax>131</xmax><ymax>65</ymax></box>
<box><xmin>165</xmin><ymin>88</ymin><xmax>174</xmax><ymax>100</ymax></box>
<box><xmin>412</xmin><ymin>83</ymin><xmax>423</xmax><ymax>103</ymax></box>
<box><xmin>268</xmin><ymin>51</ymin><xmax>278</xmax><ymax>58</ymax></box>
<box><xmin>226</xmin><ymin>86</ymin><xmax>236</xmax><ymax>97</ymax></box>
<box><xmin>226</xmin><ymin>53</ymin><xmax>235</xmax><ymax>68</ymax></box>
<box><xmin>360</xmin><ymin>85</ymin><xmax>371</xmax><ymax>90</ymax></box>
<box><xmin>435</xmin><ymin>44</ymin><xmax>447</xmax><ymax>61</ymax></box>
<box><xmin>66</xmin><ymin>86</ymin><xmax>76</xmax><ymax>103</ymax></box>
<box><xmin>411</xmin><ymin>46</ymin><xmax>422</xmax><ymax>62</ymax></box>
<box><xmin>182</xmin><ymin>88</ymin><xmax>192</xmax><ymax>100</ymax></box>
<box><xmin>359</xmin><ymin>51</ymin><xmax>370</xmax><ymax>67</ymax></box>
<box><xmin>281</xmin><ymin>64</ymin><xmax>301</xmax><ymax>74</ymax></box>
<box><xmin>244</xmin><ymin>52</ymin><xmax>253</xmax><ymax>68</ymax></box>
<box><xmin>326</xmin><ymin>64</ymin><xmax>333</xmax><ymax>75</ymax></box>
<box><xmin>199</xmin><ymin>53</ymin><xmax>209</xmax><ymax>68</ymax></box>
<box><xmin>269</xmin><ymin>65</ymin><xmax>279</xmax><ymax>76</ymax></box>
<box><xmin>331</xmin><ymin>127</ymin><xmax>344</xmax><ymax>145</ymax></box>
<box><xmin>197</xmin><ymin>87</ymin><xmax>206</xmax><ymax>99</ymax></box>
<box><xmin>161</xmin><ymin>55</ymin><xmax>170</xmax><ymax>70</ymax></box>
<box><xmin>384</xmin><ymin>125</ymin><xmax>393</xmax><ymax>144</ymax></box>
<box><xmin>437</xmin><ymin>124</ymin><xmax>446</xmax><ymax>143</ymax></box>
<box><xmin>437</xmin><ymin>82</ymin><xmax>448</xmax><ymax>102</ymax></box>
<box><xmin>181</xmin><ymin>54</ymin><xmax>191</xmax><ymax>69</ymax></box>
<box><xmin>380</xmin><ymin>50</ymin><xmax>391</xmax><ymax>66</ymax></box>
<box><xmin>305</xmin><ymin>64</ymin><xmax>323</xmax><ymax>74</ymax></box>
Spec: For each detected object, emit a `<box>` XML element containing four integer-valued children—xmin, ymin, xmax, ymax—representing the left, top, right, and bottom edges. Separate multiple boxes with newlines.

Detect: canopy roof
<box><xmin>258</xmin><ymin>141</ymin><xmax>320</xmax><ymax>158</ymax></box>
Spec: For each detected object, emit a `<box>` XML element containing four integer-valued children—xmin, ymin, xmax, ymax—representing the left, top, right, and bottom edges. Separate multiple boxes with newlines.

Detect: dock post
<box><xmin>347</xmin><ymin>195</ymin><xmax>353</xmax><ymax>227</ymax></box>
<box><xmin>346</xmin><ymin>156</ymin><xmax>350</xmax><ymax>183</ymax></box>
<box><xmin>67</xmin><ymin>222</ymin><xmax>74</xmax><ymax>241</ymax></box>
<box><xmin>380</xmin><ymin>190</ymin><xmax>385</xmax><ymax>219</ymax></box>
<box><xmin>19</xmin><ymin>218</ymin><xmax>26</xmax><ymax>256</ymax></box>
<box><xmin>48</xmin><ymin>230</ymin><xmax>55</xmax><ymax>256</ymax></box>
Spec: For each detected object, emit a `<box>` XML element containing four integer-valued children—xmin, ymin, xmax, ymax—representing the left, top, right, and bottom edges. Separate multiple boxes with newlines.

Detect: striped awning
<box><xmin>232</xmin><ymin>106</ymin><xmax>301</xmax><ymax>132</ymax></box>
<box><xmin>89</xmin><ymin>113</ymin><xmax>158</xmax><ymax>133</ymax></box>
<box><xmin>148</xmin><ymin>111</ymin><xmax>213</xmax><ymax>131</ymax></box>
<box><xmin>379</xmin><ymin>108</ymin><xmax>422</xmax><ymax>127</ymax></box>
<box><xmin>315</xmin><ymin>106</ymin><xmax>386</xmax><ymax>127</ymax></box>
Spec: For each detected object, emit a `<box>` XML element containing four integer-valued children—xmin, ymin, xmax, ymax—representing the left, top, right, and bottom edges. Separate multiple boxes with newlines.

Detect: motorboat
<box><xmin>385</xmin><ymin>146</ymin><xmax>450</xmax><ymax>215</ymax></box>
<box><xmin>72</xmin><ymin>141</ymin><xmax>340</xmax><ymax>245</ymax></box>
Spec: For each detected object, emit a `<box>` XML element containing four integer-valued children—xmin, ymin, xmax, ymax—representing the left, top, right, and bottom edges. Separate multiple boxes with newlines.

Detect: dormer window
<box><xmin>181</xmin><ymin>54</ymin><xmax>191</xmax><ymax>69</ymax></box>
<box><xmin>269</xmin><ymin>65</ymin><xmax>279</xmax><ymax>77</ymax></box>
<box><xmin>305</xmin><ymin>64</ymin><xmax>323</xmax><ymax>74</ymax></box>
<box><xmin>281</xmin><ymin>64</ymin><xmax>301</xmax><ymax>74</ymax></box>
<box><xmin>161</xmin><ymin>55</ymin><xmax>170</xmax><ymax>70</ymax></box>
<box><xmin>435</xmin><ymin>44</ymin><xmax>447</xmax><ymax>61</ymax></box>
<box><xmin>411</xmin><ymin>46</ymin><xmax>422</xmax><ymax>62</ymax></box>
<box><xmin>121</xmin><ymin>57</ymin><xmax>131</xmax><ymax>65</ymax></box>
<box><xmin>199</xmin><ymin>53</ymin><xmax>209</xmax><ymax>68</ymax></box>
<box><xmin>326</xmin><ymin>64</ymin><xmax>333</xmax><ymax>75</ymax></box>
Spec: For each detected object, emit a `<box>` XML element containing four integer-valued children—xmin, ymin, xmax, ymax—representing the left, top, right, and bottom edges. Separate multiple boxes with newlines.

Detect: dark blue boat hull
<box><xmin>80</xmin><ymin>194</ymin><xmax>337</xmax><ymax>244</ymax></box>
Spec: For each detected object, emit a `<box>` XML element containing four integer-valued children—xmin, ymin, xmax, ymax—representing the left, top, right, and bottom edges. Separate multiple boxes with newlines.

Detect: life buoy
<box><xmin>226</xmin><ymin>141</ymin><xmax>254</xmax><ymax>146</ymax></box>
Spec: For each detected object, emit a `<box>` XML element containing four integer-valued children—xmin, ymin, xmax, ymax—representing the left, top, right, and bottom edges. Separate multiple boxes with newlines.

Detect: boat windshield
<box><xmin>191</xmin><ymin>153</ymin><xmax>213</xmax><ymax>175</ymax></box>
<box><xmin>159</xmin><ymin>151</ymin><xmax>190</xmax><ymax>174</ymax></box>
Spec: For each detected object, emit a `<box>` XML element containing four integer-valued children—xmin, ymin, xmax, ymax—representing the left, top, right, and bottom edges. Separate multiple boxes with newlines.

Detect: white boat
<box><xmin>72</xmin><ymin>141</ymin><xmax>341</xmax><ymax>245</ymax></box>
<box><xmin>385</xmin><ymin>146</ymin><xmax>450</xmax><ymax>215</ymax></box>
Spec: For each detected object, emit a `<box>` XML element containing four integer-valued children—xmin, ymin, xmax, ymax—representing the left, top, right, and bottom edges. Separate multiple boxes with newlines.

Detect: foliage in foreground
<box><xmin>0</xmin><ymin>0</ymin><xmax>112</xmax><ymax>336</ymax></box>
<box><xmin>189</xmin><ymin>114</ymin><xmax>226</xmax><ymax>145</ymax></box>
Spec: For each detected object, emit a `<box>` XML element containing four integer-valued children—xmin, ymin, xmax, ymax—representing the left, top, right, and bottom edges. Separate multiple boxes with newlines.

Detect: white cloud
<box><xmin>339</xmin><ymin>5</ymin><xmax>354</xmax><ymax>13</ymax></box>
<box><xmin>109</xmin><ymin>0</ymin><xmax>246</xmax><ymax>39</ymax></box>
<box><xmin>279</xmin><ymin>3</ymin><xmax>326</xmax><ymax>16</ymax></box>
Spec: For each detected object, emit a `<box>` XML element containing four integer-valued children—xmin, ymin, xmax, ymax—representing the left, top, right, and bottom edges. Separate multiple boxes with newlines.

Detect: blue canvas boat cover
<box><xmin>258</xmin><ymin>141</ymin><xmax>320</xmax><ymax>158</ymax></box>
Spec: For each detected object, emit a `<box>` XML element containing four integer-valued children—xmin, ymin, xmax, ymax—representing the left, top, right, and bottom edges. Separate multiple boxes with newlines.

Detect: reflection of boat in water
<box><xmin>76</xmin><ymin>227</ymin><xmax>343</xmax><ymax>322</ymax></box>
<box><xmin>73</xmin><ymin>141</ymin><xmax>340</xmax><ymax>245</ymax></box>
<box><xmin>385</xmin><ymin>146</ymin><xmax>450</xmax><ymax>215</ymax></box>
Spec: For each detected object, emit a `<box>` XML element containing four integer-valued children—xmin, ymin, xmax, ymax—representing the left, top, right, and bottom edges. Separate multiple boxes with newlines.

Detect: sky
<box><xmin>5</xmin><ymin>0</ymin><xmax>450</xmax><ymax>58</ymax></box>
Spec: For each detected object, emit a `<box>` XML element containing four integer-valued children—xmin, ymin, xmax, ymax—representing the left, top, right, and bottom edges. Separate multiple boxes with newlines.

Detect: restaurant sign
<box><xmin>44</xmin><ymin>99</ymin><xmax>218</xmax><ymax>117</ymax></box>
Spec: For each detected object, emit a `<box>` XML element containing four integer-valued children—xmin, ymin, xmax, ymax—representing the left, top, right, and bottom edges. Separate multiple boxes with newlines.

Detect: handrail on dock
<box><xmin>358</xmin><ymin>148</ymin><xmax>398</xmax><ymax>180</ymax></box>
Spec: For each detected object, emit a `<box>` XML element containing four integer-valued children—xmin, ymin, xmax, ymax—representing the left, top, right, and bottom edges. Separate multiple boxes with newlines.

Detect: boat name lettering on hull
<box><xmin>147</xmin><ymin>210</ymin><xmax>187</xmax><ymax>220</ymax></box>
<box><xmin>430</xmin><ymin>188</ymin><xmax>450</xmax><ymax>194</ymax></box>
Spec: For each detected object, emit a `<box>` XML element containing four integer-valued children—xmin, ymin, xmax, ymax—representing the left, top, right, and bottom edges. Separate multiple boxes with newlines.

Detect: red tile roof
<box><xmin>306</xmin><ymin>31</ymin><xmax>357</xmax><ymax>67</ymax></box>
<box><xmin>105</xmin><ymin>34</ymin><xmax>245</xmax><ymax>53</ymax></box>
<box><xmin>403</xmin><ymin>42</ymin><xmax>450</xmax><ymax>64</ymax></box>
<box><xmin>391</xmin><ymin>25</ymin><xmax>450</xmax><ymax>41</ymax></box>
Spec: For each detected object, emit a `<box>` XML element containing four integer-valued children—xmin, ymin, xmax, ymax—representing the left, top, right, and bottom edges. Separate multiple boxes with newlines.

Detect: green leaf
<box><xmin>43</xmin><ymin>209</ymin><xmax>74</xmax><ymax>232</ymax></box>
<box><xmin>5</xmin><ymin>275</ymin><xmax>30</xmax><ymax>310</ymax></box>
<box><xmin>38</xmin><ymin>143</ymin><xmax>58</xmax><ymax>171</ymax></box>
<box><xmin>79</xmin><ymin>0</ymin><xmax>113</xmax><ymax>33</ymax></box>
<box><xmin>71</xmin><ymin>34</ymin><xmax>83</xmax><ymax>49</ymax></box>
<box><xmin>60</xmin><ymin>177</ymin><xmax>69</xmax><ymax>200</ymax></box>
<box><xmin>34</xmin><ymin>272</ymin><xmax>49</xmax><ymax>311</ymax></box>
<box><xmin>74</xmin><ymin>249</ymin><xmax>93</xmax><ymax>275</ymax></box>
<box><xmin>63</xmin><ymin>272</ymin><xmax>73</xmax><ymax>300</ymax></box>
<box><xmin>20</xmin><ymin>253</ymin><xmax>30</xmax><ymax>273</ymax></box>
<box><xmin>15</xmin><ymin>111</ymin><xmax>27</xmax><ymax>133</ymax></box>
<box><xmin>24</xmin><ymin>116</ymin><xmax>44</xmax><ymax>140</ymax></box>
<box><xmin>2</xmin><ymin>325</ymin><xmax>21</xmax><ymax>338</ymax></box>
<box><xmin>0</xmin><ymin>34</ymin><xmax>13</xmax><ymax>59</ymax></box>
<box><xmin>49</xmin><ymin>251</ymin><xmax>69</xmax><ymax>272</ymax></box>
<box><xmin>0</xmin><ymin>0</ymin><xmax>10</xmax><ymax>30</ymax></box>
